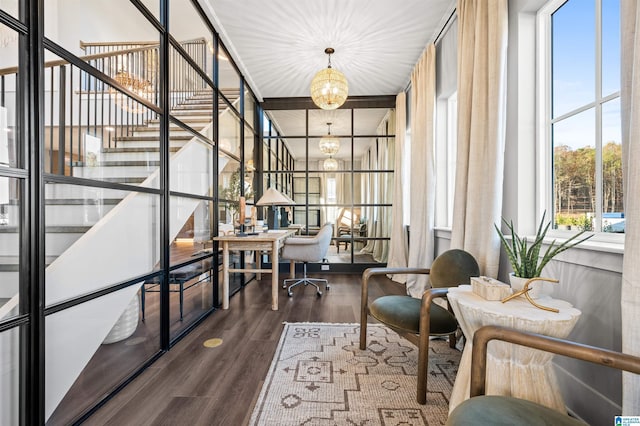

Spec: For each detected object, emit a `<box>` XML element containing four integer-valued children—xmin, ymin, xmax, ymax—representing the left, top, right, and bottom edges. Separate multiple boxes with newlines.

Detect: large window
<box><xmin>541</xmin><ymin>0</ymin><xmax>623</xmax><ymax>235</ymax></box>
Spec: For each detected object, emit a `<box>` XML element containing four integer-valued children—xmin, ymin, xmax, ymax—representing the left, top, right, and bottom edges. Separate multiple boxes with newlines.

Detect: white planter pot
<box><xmin>509</xmin><ymin>274</ymin><xmax>554</xmax><ymax>299</ymax></box>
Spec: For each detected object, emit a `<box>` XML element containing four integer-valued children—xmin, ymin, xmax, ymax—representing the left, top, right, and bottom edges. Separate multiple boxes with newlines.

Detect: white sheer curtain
<box><xmin>360</xmin><ymin>128</ymin><xmax>393</xmax><ymax>263</ymax></box>
<box><xmin>387</xmin><ymin>92</ymin><xmax>409</xmax><ymax>282</ymax></box>
<box><xmin>450</xmin><ymin>0</ymin><xmax>508</xmax><ymax>277</ymax></box>
<box><xmin>621</xmin><ymin>0</ymin><xmax>640</xmax><ymax>414</ymax></box>
<box><xmin>406</xmin><ymin>43</ymin><xmax>436</xmax><ymax>297</ymax></box>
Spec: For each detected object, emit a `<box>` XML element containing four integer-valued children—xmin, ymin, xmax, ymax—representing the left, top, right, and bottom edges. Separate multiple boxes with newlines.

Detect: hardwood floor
<box><xmin>83</xmin><ymin>272</ymin><xmax>406</xmax><ymax>425</ymax></box>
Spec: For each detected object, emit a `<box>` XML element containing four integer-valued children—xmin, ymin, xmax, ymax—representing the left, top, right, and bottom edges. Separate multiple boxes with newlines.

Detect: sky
<box><xmin>552</xmin><ymin>0</ymin><xmax>621</xmax><ymax>150</ymax></box>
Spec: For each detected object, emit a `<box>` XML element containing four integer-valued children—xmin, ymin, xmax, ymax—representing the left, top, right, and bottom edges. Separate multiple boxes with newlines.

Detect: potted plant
<box><xmin>495</xmin><ymin>211</ymin><xmax>593</xmax><ymax>297</ymax></box>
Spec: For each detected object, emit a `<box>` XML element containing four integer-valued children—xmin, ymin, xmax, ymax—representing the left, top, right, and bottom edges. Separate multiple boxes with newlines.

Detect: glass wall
<box><xmin>0</xmin><ymin>0</ymin><xmax>258</xmax><ymax>423</ymax></box>
<box><xmin>263</xmin><ymin>103</ymin><xmax>394</xmax><ymax>265</ymax></box>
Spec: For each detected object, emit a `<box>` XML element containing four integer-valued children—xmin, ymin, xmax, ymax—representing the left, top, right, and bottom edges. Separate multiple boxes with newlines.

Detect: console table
<box><xmin>214</xmin><ymin>230</ymin><xmax>296</xmax><ymax>311</ymax></box>
<box><xmin>447</xmin><ymin>285</ymin><xmax>581</xmax><ymax>413</ymax></box>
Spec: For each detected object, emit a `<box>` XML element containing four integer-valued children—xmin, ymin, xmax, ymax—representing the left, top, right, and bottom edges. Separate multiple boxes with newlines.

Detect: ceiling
<box><xmin>199</xmin><ymin>0</ymin><xmax>455</xmax><ymax>160</ymax></box>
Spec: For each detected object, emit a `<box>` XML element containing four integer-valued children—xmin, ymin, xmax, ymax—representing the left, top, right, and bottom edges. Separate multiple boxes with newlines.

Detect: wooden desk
<box><xmin>214</xmin><ymin>230</ymin><xmax>296</xmax><ymax>311</ymax></box>
<box><xmin>447</xmin><ymin>285</ymin><xmax>581</xmax><ymax>414</ymax></box>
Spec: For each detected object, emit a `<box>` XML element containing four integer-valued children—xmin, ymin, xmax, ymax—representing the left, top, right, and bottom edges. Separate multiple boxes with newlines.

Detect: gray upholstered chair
<box><xmin>446</xmin><ymin>325</ymin><xmax>640</xmax><ymax>425</ymax></box>
<box><xmin>282</xmin><ymin>223</ymin><xmax>333</xmax><ymax>297</ymax></box>
<box><xmin>360</xmin><ymin>249</ymin><xmax>480</xmax><ymax>404</ymax></box>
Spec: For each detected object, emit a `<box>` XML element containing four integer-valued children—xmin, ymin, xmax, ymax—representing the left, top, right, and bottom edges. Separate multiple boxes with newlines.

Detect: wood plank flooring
<box><xmin>83</xmin><ymin>273</ymin><xmax>406</xmax><ymax>425</ymax></box>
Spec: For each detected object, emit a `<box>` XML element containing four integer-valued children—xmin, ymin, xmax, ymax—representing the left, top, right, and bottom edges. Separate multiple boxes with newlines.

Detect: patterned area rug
<box><xmin>249</xmin><ymin>322</ymin><xmax>460</xmax><ymax>426</ymax></box>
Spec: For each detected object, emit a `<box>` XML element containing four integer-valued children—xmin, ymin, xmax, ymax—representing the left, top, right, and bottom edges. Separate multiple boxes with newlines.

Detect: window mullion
<box><xmin>594</xmin><ymin>0</ymin><xmax>603</xmax><ymax>232</ymax></box>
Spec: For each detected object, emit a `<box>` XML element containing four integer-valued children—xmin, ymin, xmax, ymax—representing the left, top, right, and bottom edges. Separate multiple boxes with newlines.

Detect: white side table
<box><xmin>447</xmin><ymin>285</ymin><xmax>581</xmax><ymax>414</ymax></box>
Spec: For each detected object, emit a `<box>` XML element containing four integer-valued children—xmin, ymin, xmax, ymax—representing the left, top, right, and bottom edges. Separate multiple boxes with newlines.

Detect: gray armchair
<box><xmin>282</xmin><ymin>223</ymin><xmax>333</xmax><ymax>297</ymax></box>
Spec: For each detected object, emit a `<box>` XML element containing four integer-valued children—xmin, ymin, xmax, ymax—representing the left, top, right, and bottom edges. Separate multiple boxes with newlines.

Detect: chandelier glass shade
<box><xmin>319</xmin><ymin>136</ymin><xmax>340</xmax><ymax>155</ymax></box>
<box><xmin>318</xmin><ymin>122</ymin><xmax>340</xmax><ymax>155</ymax></box>
<box><xmin>310</xmin><ymin>48</ymin><xmax>348</xmax><ymax>110</ymax></box>
<box><xmin>111</xmin><ymin>70</ymin><xmax>153</xmax><ymax>114</ymax></box>
<box><xmin>323</xmin><ymin>157</ymin><xmax>338</xmax><ymax>171</ymax></box>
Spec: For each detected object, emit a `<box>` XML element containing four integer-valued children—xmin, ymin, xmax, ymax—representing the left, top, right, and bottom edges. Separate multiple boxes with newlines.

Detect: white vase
<box><xmin>508</xmin><ymin>274</ymin><xmax>554</xmax><ymax>299</ymax></box>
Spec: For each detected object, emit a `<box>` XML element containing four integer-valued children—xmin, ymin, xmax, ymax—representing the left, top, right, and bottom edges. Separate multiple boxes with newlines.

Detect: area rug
<box><xmin>249</xmin><ymin>322</ymin><xmax>460</xmax><ymax>425</ymax></box>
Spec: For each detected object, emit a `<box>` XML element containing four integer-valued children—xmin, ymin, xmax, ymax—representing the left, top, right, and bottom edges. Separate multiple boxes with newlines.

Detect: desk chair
<box><xmin>360</xmin><ymin>249</ymin><xmax>480</xmax><ymax>404</ymax></box>
<box><xmin>282</xmin><ymin>223</ymin><xmax>333</xmax><ymax>297</ymax></box>
<box><xmin>446</xmin><ymin>325</ymin><xmax>640</xmax><ymax>425</ymax></box>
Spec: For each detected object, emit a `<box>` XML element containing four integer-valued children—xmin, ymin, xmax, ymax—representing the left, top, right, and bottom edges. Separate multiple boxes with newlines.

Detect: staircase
<box><xmin>0</xmin><ymin>89</ymin><xmax>239</xmax><ymax>420</ymax></box>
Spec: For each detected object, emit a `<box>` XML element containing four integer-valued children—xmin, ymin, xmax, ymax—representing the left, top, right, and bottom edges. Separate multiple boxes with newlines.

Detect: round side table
<box><xmin>447</xmin><ymin>285</ymin><xmax>581</xmax><ymax>414</ymax></box>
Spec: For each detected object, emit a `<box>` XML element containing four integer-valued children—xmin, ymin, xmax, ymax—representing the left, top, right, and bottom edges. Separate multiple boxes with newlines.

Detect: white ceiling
<box><xmin>199</xmin><ymin>0</ymin><xmax>454</xmax><ymax>160</ymax></box>
<box><xmin>200</xmin><ymin>0</ymin><xmax>455</xmax><ymax>100</ymax></box>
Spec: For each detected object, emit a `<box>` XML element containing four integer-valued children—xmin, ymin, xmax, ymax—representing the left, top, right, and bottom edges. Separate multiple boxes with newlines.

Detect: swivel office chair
<box><xmin>282</xmin><ymin>223</ymin><xmax>333</xmax><ymax>297</ymax></box>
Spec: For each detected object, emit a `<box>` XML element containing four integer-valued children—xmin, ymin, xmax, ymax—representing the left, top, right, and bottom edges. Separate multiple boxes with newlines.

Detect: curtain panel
<box><xmin>387</xmin><ymin>92</ymin><xmax>409</xmax><ymax>282</ymax></box>
<box><xmin>450</xmin><ymin>0</ymin><xmax>508</xmax><ymax>277</ymax></box>
<box><xmin>406</xmin><ymin>43</ymin><xmax>436</xmax><ymax>297</ymax></box>
<box><xmin>621</xmin><ymin>0</ymin><xmax>640</xmax><ymax>414</ymax></box>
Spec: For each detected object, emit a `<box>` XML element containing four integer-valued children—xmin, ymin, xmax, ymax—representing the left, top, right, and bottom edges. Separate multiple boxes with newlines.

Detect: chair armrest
<box><xmin>361</xmin><ymin>267</ymin><xmax>431</xmax><ymax>306</ymax></box>
<box><xmin>360</xmin><ymin>267</ymin><xmax>432</xmax><ymax>343</ymax></box>
<box><xmin>470</xmin><ymin>325</ymin><xmax>640</xmax><ymax>398</ymax></box>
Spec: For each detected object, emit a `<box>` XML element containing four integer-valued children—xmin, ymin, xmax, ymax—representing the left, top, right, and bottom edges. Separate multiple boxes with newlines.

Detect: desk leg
<box><xmin>271</xmin><ymin>240</ymin><xmax>278</xmax><ymax>311</ymax></box>
<box><xmin>257</xmin><ymin>250</ymin><xmax>262</xmax><ymax>280</ymax></box>
<box><xmin>222</xmin><ymin>241</ymin><xmax>230</xmax><ymax>310</ymax></box>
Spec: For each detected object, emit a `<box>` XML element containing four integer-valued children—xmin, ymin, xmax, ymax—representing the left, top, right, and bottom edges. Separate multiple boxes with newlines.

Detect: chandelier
<box><xmin>310</xmin><ymin>48</ymin><xmax>348</xmax><ymax>110</ymax></box>
<box><xmin>111</xmin><ymin>70</ymin><xmax>153</xmax><ymax>114</ymax></box>
<box><xmin>323</xmin><ymin>157</ymin><xmax>338</xmax><ymax>171</ymax></box>
<box><xmin>318</xmin><ymin>122</ymin><xmax>340</xmax><ymax>156</ymax></box>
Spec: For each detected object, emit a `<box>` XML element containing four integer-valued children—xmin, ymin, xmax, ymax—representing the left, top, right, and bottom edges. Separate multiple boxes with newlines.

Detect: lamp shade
<box><xmin>323</xmin><ymin>157</ymin><xmax>338</xmax><ymax>171</ymax></box>
<box><xmin>319</xmin><ymin>122</ymin><xmax>341</xmax><ymax>155</ymax></box>
<box><xmin>256</xmin><ymin>187</ymin><xmax>295</xmax><ymax>206</ymax></box>
<box><xmin>310</xmin><ymin>48</ymin><xmax>348</xmax><ymax>110</ymax></box>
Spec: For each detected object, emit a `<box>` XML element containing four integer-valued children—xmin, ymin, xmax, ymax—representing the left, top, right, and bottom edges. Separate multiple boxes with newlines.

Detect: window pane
<box><xmin>552</xmin><ymin>0</ymin><xmax>595</xmax><ymax>117</ymax></box>
<box><xmin>602</xmin><ymin>98</ymin><xmax>623</xmax><ymax>233</ymax></box>
<box><xmin>219</xmin><ymin>101</ymin><xmax>241</xmax><ymax>157</ymax></box>
<box><xmin>44</xmin><ymin>184</ymin><xmax>160</xmax><ymax>306</ymax></box>
<box><xmin>244</xmin><ymin>89</ymin><xmax>255</xmax><ymax>129</ymax></box>
<box><xmin>218</xmin><ymin>158</ymin><xmax>240</xmax><ymax>225</ymax></box>
<box><xmin>0</xmin><ymin>176</ymin><xmax>20</xmax><ymax>320</ymax></box>
<box><xmin>46</xmin><ymin>288</ymin><xmax>160</xmax><ymax>424</ymax></box>
<box><xmin>170</xmin><ymin>47</ymin><xmax>213</xmax><ymax>138</ymax></box>
<box><xmin>602</xmin><ymin>0</ymin><xmax>620</xmax><ymax>97</ymax></box>
<box><xmin>0</xmin><ymin>2</ymin><xmax>19</xmax><ymax>20</ymax></box>
<box><xmin>218</xmin><ymin>45</ymin><xmax>240</xmax><ymax>102</ymax></box>
<box><xmin>1</xmin><ymin>22</ymin><xmax>19</xmax><ymax>169</ymax></box>
<box><xmin>43</xmin><ymin>49</ymin><xmax>160</xmax><ymax>184</ymax></box>
<box><xmin>171</xmin><ymin>197</ymin><xmax>214</xmax><ymax>265</ymax></box>
<box><xmin>170</xmin><ymin>0</ymin><xmax>213</xmax><ymax>80</ymax></box>
<box><xmin>552</xmin><ymin>109</ymin><xmax>595</xmax><ymax>230</ymax></box>
<box><xmin>0</xmin><ymin>325</ymin><xmax>19</xmax><ymax>425</ymax></box>
<box><xmin>169</xmin><ymin>135</ymin><xmax>213</xmax><ymax>196</ymax></box>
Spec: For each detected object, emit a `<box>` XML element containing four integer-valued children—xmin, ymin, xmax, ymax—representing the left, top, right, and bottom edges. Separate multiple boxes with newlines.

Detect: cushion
<box><xmin>369</xmin><ymin>295</ymin><xmax>458</xmax><ymax>335</ymax></box>
<box><xmin>430</xmin><ymin>249</ymin><xmax>480</xmax><ymax>288</ymax></box>
<box><xmin>446</xmin><ymin>396</ymin><xmax>585</xmax><ymax>426</ymax></box>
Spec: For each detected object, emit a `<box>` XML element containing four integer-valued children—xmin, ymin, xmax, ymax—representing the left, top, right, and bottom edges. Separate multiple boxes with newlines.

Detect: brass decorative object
<box><xmin>501</xmin><ymin>277</ymin><xmax>560</xmax><ymax>312</ymax></box>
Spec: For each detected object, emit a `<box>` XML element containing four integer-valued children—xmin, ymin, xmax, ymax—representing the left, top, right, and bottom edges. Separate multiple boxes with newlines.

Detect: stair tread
<box><xmin>45</xmin><ymin>199</ymin><xmax>121</xmax><ymax>205</ymax></box>
<box><xmin>113</xmin><ymin>135</ymin><xmax>193</xmax><ymax>142</ymax></box>
<box><xmin>0</xmin><ymin>225</ymin><xmax>92</xmax><ymax>233</ymax></box>
<box><xmin>94</xmin><ymin>161</ymin><xmax>160</xmax><ymax>167</ymax></box>
<box><xmin>102</xmin><ymin>147</ymin><xmax>181</xmax><ymax>153</ymax></box>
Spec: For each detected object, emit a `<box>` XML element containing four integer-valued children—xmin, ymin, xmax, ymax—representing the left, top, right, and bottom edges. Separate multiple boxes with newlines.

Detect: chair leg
<box><xmin>283</xmin><ymin>262</ymin><xmax>328</xmax><ymax>297</ymax></box>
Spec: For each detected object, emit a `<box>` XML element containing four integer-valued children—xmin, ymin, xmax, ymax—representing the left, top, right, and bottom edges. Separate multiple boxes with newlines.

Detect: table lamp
<box><xmin>256</xmin><ymin>187</ymin><xmax>295</xmax><ymax>230</ymax></box>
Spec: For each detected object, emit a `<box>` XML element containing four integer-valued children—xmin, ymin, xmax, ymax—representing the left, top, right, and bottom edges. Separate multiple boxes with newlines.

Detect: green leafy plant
<box><xmin>495</xmin><ymin>211</ymin><xmax>594</xmax><ymax>278</ymax></box>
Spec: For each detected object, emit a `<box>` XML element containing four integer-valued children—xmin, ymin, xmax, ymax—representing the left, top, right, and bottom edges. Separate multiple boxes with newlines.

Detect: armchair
<box><xmin>446</xmin><ymin>325</ymin><xmax>640</xmax><ymax>425</ymax></box>
<box><xmin>360</xmin><ymin>249</ymin><xmax>480</xmax><ymax>404</ymax></box>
